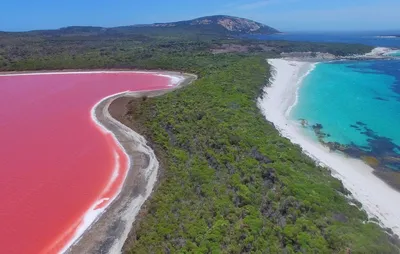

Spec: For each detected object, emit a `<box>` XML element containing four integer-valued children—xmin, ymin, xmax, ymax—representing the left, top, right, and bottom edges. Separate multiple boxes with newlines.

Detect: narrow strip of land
<box><xmin>66</xmin><ymin>72</ymin><xmax>196</xmax><ymax>254</ymax></box>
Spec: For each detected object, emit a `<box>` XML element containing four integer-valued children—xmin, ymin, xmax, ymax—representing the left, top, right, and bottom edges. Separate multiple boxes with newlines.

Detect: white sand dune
<box><xmin>258</xmin><ymin>59</ymin><xmax>400</xmax><ymax>236</ymax></box>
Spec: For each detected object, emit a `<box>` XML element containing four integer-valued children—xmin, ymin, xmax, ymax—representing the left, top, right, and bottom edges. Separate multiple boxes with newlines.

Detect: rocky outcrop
<box><xmin>152</xmin><ymin>15</ymin><xmax>279</xmax><ymax>35</ymax></box>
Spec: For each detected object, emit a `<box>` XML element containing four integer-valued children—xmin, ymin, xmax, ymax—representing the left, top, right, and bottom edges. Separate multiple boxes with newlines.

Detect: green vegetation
<box><xmin>0</xmin><ymin>19</ymin><xmax>373</xmax><ymax>71</ymax></box>
<box><xmin>119</xmin><ymin>53</ymin><xmax>399</xmax><ymax>253</ymax></box>
<box><xmin>0</xmin><ymin>37</ymin><xmax>371</xmax><ymax>71</ymax></box>
<box><xmin>0</xmin><ymin>22</ymin><xmax>391</xmax><ymax>253</ymax></box>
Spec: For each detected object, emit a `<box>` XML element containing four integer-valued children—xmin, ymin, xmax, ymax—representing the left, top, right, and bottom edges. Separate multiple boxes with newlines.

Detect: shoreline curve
<box><xmin>0</xmin><ymin>70</ymin><xmax>196</xmax><ymax>253</ymax></box>
<box><xmin>64</xmin><ymin>71</ymin><xmax>196</xmax><ymax>254</ymax></box>
<box><xmin>258</xmin><ymin>59</ymin><xmax>400</xmax><ymax>237</ymax></box>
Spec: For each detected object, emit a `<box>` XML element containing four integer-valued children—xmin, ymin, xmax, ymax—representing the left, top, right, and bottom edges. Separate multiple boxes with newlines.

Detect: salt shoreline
<box><xmin>258</xmin><ymin>59</ymin><xmax>400</xmax><ymax>236</ymax></box>
<box><xmin>64</xmin><ymin>71</ymin><xmax>195</xmax><ymax>253</ymax></box>
<box><xmin>0</xmin><ymin>70</ymin><xmax>195</xmax><ymax>253</ymax></box>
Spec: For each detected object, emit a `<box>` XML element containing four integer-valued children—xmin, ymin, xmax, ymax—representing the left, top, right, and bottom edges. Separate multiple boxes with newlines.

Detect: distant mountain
<box><xmin>2</xmin><ymin>15</ymin><xmax>279</xmax><ymax>38</ymax></box>
<box><xmin>141</xmin><ymin>15</ymin><xmax>279</xmax><ymax>35</ymax></box>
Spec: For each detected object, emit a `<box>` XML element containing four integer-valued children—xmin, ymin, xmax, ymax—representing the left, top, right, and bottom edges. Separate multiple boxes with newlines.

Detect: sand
<box><xmin>64</xmin><ymin>71</ymin><xmax>196</xmax><ymax>254</ymax></box>
<box><xmin>258</xmin><ymin>59</ymin><xmax>400</xmax><ymax>236</ymax></box>
<box><xmin>0</xmin><ymin>69</ymin><xmax>195</xmax><ymax>253</ymax></box>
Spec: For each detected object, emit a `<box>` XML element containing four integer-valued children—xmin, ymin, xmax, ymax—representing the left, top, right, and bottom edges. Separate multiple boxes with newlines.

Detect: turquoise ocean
<box><xmin>291</xmin><ymin>60</ymin><xmax>400</xmax><ymax>170</ymax></box>
<box><xmin>253</xmin><ymin>33</ymin><xmax>400</xmax><ymax>174</ymax></box>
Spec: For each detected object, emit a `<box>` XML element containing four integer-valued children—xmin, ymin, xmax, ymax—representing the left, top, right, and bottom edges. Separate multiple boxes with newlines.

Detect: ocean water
<box><xmin>0</xmin><ymin>73</ymin><xmax>171</xmax><ymax>253</ymax></box>
<box><xmin>387</xmin><ymin>50</ymin><xmax>400</xmax><ymax>57</ymax></box>
<box><xmin>291</xmin><ymin>60</ymin><xmax>400</xmax><ymax>170</ymax></box>
<box><xmin>253</xmin><ymin>31</ymin><xmax>400</xmax><ymax>171</ymax></box>
<box><xmin>248</xmin><ymin>32</ymin><xmax>400</xmax><ymax>47</ymax></box>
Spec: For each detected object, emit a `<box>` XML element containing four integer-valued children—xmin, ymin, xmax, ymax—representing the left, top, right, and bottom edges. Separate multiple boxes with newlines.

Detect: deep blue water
<box><xmin>291</xmin><ymin>60</ymin><xmax>400</xmax><ymax>170</ymax></box>
<box><xmin>249</xmin><ymin>32</ymin><xmax>400</xmax><ymax>48</ymax></box>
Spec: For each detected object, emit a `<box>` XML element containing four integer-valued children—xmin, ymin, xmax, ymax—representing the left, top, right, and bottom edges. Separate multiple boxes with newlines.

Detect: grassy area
<box><xmin>119</xmin><ymin>54</ymin><xmax>399</xmax><ymax>253</ymax></box>
<box><xmin>0</xmin><ymin>27</ymin><xmax>390</xmax><ymax>253</ymax></box>
<box><xmin>0</xmin><ymin>31</ymin><xmax>372</xmax><ymax>72</ymax></box>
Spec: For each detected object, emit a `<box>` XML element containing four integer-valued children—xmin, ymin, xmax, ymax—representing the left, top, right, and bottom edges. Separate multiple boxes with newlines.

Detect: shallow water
<box><xmin>0</xmin><ymin>72</ymin><xmax>171</xmax><ymax>253</ymax></box>
<box><xmin>387</xmin><ymin>51</ymin><xmax>400</xmax><ymax>57</ymax></box>
<box><xmin>291</xmin><ymin>60</ymin><xmax>400</xmax><ymax>170</ymax></box>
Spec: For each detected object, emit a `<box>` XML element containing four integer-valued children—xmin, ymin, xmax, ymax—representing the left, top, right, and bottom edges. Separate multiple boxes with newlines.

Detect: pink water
<box><xmin>0</xmin><ymin>72</ymin><xmax>173</xmax><ymax>253</ymax></box>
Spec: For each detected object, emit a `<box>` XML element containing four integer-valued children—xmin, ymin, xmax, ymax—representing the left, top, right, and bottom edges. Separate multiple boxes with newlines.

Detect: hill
<box><xmin>2</xmin><ymin>15</ymin><xmax>279</xmax><ymax>39</ymax></box>
<box><xmin>143</xmin><ymin>15</ymin><xmax>279</xmax><ymax>35</ymax></box>
<box><xmin>0</xmin><ymin>13</ymin><xmax>394</xmax><ymax>254</ymax></box>
<box><xmin>0</xmin><ymin>14</ymin><xmax>373</xmax><ymax>72</ymax></box>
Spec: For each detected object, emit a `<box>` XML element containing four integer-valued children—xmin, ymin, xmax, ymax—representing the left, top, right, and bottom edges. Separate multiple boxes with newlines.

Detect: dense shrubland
<box><xmin>119</xmin><ymin>54</ymin><xmax>398</xmax><ymax>253</ymax></box>
<box><xmin>0</xmin><ymin>28</ymin><xmax>372</xmax><ymax>71</ymax></box>
<box><xmin>0</xmin><ymin>28</ymin><xmax>392</xmax><ymax>253</ymax></box>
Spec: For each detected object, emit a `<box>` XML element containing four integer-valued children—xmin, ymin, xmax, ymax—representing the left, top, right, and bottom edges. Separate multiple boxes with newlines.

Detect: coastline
<box><xmin>64</xmin><ymin>71</ymin><xmax>196</xmax><ymax>254</ymax></box>
<box><xmin>0</xmin><ymin>69</ymin><xmax>196</xmax><ymax>253</ymax></box>
<box><xmin>279</xmin><ymin>46</ymin><xmax>400</xmax><ymax>61</ymax></box>
<box><xmin>258</xmin><ymin>59</ymin><xmax>400</xmax><ymax>236</ymax></box>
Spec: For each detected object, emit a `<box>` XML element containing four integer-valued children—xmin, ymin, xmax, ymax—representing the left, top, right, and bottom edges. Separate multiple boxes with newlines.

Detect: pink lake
<box><xmin>0</xmin><ymin>72</ymin><xmax>174</xmax><ymax>253</ymax></box>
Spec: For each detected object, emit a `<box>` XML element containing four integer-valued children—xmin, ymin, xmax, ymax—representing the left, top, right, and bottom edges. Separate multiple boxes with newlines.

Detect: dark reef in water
<box><xmin>374</xmin><ymin>96</ymin><xmax>389</xmax><ymax>101</ymax></box>
<box><xmin>300</xmin><ymin>120</ymin><xmax>400</xmax><ymax>191</ymax></box>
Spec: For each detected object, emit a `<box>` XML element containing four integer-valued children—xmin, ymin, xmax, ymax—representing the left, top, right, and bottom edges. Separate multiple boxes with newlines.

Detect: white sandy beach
<box><xmin>258</xmin><ymin>58</ymin><xmax>400</xmax><ymax>236</ymax></box>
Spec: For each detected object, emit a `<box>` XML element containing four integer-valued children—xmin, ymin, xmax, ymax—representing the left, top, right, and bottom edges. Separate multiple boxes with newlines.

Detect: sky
<box><xmin>0</xmin><ymin>0</ymin><xmax>399</xmax><ymax>32</ymax></box>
